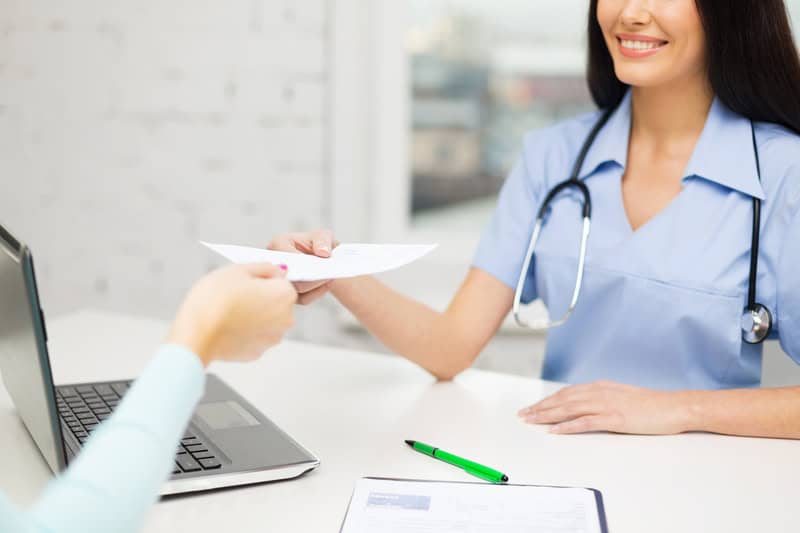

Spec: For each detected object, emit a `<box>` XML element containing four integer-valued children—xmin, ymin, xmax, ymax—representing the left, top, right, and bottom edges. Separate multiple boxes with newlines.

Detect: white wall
<box><xmin>1</xmin><ymin>0</ymin><xmax>796</xmax><ymax>383</ymax></box>
<box><xmin>0</xmin><ymin>0</ymin><xmax>330</xmax><ymax>326</ymax></box>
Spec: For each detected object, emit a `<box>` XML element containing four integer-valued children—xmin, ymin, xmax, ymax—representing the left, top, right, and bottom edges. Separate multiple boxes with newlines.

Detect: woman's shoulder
<box><xmin>518</xmin><ymin>109</ymin><xmax>603</xmax><ymax>182</ymax></box>
<box><xmin>754</xmin><ymin>121</ymin><xmax>800</xmax><ymax>210</ymax></box>
<box><xmin>755</xmin><ymin>120</ymin><xmax>800</xmax><ymax>154</ymax></box>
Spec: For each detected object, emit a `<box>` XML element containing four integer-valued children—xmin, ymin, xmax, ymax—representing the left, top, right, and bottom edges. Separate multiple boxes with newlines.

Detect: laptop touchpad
<box><xmin>196</xmin><ymin>401</ymin><xmax>260</xmax><ymax>430</ymax></box>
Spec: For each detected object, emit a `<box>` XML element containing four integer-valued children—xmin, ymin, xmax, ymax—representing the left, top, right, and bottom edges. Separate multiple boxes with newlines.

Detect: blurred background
<box><xmin>1</xmin><ymin>0</ymin><xmax>798</xmax><ymax>383</ymax></box>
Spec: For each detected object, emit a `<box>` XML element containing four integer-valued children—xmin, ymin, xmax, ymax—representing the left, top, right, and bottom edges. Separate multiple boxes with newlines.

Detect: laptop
<box><xmin>0</xmin><ymin>222</ymin><xmax>319</xmax><ymax>495</ymax></box>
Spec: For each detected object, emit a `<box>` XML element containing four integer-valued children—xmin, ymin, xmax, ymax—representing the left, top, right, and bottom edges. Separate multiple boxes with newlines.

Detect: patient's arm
<box><xmin>0</xmin><ymin>263</ymin><xmax>298</xmax><ymax>532</ymax></box>
<box><xmin>4</xmin><ymin>345</ymin><xmax>205</xmax><ymax>533</ymax></box>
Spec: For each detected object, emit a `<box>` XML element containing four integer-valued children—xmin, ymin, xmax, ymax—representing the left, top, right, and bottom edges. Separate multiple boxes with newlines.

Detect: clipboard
<box><xmin>340</xmin><ymin>477</ymin><xmax>609</xmax><ymax>533</ymax></box>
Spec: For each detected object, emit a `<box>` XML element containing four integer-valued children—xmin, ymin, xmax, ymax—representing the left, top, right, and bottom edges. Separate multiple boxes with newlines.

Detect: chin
<box><xmin>613</xmin><ymin>65</ymin><xmax>672</xmax><ymax>89</ymax></box>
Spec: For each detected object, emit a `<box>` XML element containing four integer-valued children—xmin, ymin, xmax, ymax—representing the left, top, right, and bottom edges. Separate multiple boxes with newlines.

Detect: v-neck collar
<box><xmin>577</xmin><ymin>90</ymin><xmax>766</xmax><ymax>200</ymax></box>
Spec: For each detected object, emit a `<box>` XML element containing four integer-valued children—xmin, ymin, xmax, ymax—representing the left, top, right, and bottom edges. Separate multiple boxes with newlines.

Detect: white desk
<box><xmin>1</xmin><ymin>310</ymin><xmax>798</xmax><ymax>532</ymax></box>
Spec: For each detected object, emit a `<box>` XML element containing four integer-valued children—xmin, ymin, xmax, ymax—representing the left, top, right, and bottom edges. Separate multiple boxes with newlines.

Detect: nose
<box><xmin>619</xmin><ymin>0</ymin><xmax>653</xmax><ymax>27</ymax></box>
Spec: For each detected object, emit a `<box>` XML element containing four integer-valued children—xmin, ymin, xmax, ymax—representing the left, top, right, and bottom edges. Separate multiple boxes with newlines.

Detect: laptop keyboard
<box><xmin>56</xmin><ymin>382</ymin><xmax>221</xmax><ymax>474</ymax></box>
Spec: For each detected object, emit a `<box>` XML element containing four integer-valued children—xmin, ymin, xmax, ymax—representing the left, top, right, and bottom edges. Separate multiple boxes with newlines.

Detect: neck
<box><xmin>630</xmin><ymin>77</ymin><xmax>714</xmax><ymax>142</ymax></box>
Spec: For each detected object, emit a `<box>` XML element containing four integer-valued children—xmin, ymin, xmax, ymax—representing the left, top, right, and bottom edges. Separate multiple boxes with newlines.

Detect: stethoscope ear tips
<box><xmin>741</xmin><ymin>304</ymin><xmax>773</xmax><ymax>344</ymax></box>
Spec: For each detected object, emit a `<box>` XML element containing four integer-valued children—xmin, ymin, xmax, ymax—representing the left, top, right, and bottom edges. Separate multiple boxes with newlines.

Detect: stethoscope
<box><xmin>512</xmin><ymin>106</ymin><xmax>773</xmax><ymax>344</ymax></box>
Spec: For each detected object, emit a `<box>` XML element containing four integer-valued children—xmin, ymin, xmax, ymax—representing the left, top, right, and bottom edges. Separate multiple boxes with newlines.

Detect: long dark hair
<box><xmin>587</xmin><ymin>0</ymin><xmax>800</xmax><ymax>134</ymax></box>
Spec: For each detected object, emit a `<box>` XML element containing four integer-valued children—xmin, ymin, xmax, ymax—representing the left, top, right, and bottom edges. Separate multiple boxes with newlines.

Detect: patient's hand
<box><xmin>267</xmin><ymin>229</ymin><xmax>339</xmax><ymax>305</ymax></box>
<box><xmin>168</xmin><ymin>263</ymin><xmax>298</xmax><ymax>366</ymax></box>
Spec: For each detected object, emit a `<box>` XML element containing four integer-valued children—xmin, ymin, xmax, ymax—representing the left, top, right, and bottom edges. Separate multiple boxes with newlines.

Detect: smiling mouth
<box><xmin>616</xmin><ymin>36</ymin><xmax>669</xmax><ymax>57</ymax></box>
<box><xmin>618</xmin><ymin>38</ymin><xmax>668</xmax><ymax>51</ymax></box>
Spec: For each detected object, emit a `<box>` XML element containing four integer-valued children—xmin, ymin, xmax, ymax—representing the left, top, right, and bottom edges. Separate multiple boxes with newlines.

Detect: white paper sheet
<box><xmin>340</xmin><ymin>478</ymin><xmax>604</xmax><ymax>533</ymax></box>
<box><xmin>201</xmin><ymin>242</ymin><xmax>438</xmax><ymax>282</ymax></box>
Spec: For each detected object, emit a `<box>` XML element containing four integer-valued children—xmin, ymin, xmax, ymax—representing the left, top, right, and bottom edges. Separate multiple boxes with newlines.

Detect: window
<box><xmin>332</xmin><ymin>0</ymin><xmax>800</xmax><ymax>244</ymax></box>
<box><xmin>408</xmin><ymin>1</ymin><xmax>594</xmax><ymax>232</ymax></box>
<box><xmin>407</xmin><ymin>0</ymin><xmax>800</xmax><ymax>234</ymax></box>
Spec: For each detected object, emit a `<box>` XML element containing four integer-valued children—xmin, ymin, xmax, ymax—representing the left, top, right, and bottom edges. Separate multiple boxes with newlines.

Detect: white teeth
<box><xmin>620</xmin><ymin>39</ymin><xmax>664</xmax><ymax>51</ymax></box>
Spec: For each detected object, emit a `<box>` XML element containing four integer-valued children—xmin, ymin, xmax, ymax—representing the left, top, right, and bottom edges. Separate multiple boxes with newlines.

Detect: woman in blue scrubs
<box><xmin>270</xmin><ymin>0</ymin><xmax>800</xmax><ymax>438</ymax></box>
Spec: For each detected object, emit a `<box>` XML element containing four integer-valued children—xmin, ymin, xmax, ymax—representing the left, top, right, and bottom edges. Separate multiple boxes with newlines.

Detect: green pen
<box><xmin>405</xmin><ymin>440</ymin><xmax>509</xmax><ymax>484</ymax></box>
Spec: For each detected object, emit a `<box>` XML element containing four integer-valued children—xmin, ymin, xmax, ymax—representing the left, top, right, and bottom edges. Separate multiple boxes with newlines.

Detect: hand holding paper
<box><xmin>201</xmin><ymin>242</ymin><xmax>437</xmax><ymax>282</ymax></box>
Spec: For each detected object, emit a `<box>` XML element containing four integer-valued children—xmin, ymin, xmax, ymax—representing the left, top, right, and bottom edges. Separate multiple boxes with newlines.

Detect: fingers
<box><xmin>267</xmin><ymin>232</ymin><xmax>316</xmax><ymax>254</ymax></box>
<box><xmin>310</xmin><ymin>229</ymin><xmax>335</xmax><ymax>258</ymax></box>
<box><xmin>549</xmin><ymin>414</ymin><xmax>623</xmax><ymax>434</ymax></box>
<box><xmin>518</xmin><ymin>380</ymin><xmax>633</xmax><ymax>435</ymax></box>
<box><xmin>518</xmin><ymin>386</ymin><xmax>582</xmax><ymax>416</ymax></box>
<box><xmin>249</xmin><ymin>275</ymin><xmax>299</xmax><ymax>314</ymax></box>
<box><xmin>518</xmin><ymin>381</ymin><xmax>618</xmax><ymax>416</ymax></box>
<box><xmin>297</xmin><ymin>281</ymin><xmax>332</xmax><ymax>305</ymax></box>
<box><xmin>267</xmin><ymin>229</ymin><xmax>337</xmax><ymax>258</ymax></box>
<box><xmin>522</xmin><ymin>401</ymin><xmax>598</xmax><ymax>425</ymax></box>
<box><xmin>267</xmin><ymin>233</ymin><xmax>315</xmax><ymax>255</ymax></box>
<box><xmin>294</xmin><ymin>280</ymin><xmax>330</xmax><ymax>294</ymax></box>
<box><xmin>242</xmin><ymin>262</ymin><xmax>288</xmax><ymax>279</ymax></box>
<box><xmin>264</xmin><ymin>229</ymin><xmax>336</xmax><ymax>304</ymax></box>
<box><xmin>267</xmin><ymin>278</ymin><xmax>299</xmax><ymax>308</ymax></box>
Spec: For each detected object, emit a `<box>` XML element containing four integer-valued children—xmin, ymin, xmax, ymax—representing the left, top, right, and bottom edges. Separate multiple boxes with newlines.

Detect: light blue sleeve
<box><xmin>0</xmin><ymin>344</ymin><xmax>205</xmax><ymax>533</ymax></box>
<box><xmin>778</xmin><ymin>206</ymin><xmax>800</xmax><ymax>364</ymax></box>
<box><xmin>0</xmin><ymin>494</ymin><xmax>33</xmax><ymax>533</ymax></box>
<box><xmin>472</xmin><ymin>138</ymin><xmax>544</xmax><ymax>304</ymax></box>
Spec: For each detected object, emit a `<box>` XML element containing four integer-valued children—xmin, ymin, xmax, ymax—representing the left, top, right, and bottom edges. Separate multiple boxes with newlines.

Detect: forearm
<box><xmin>330</xmin><ymin>276</ymin><xmax>476</xmax><ymax>379</ymax></box>
<box><xmin>28</xmin><ymin>346</ymin><xmax>205</xmax><ymax>533</ymax></box>
<box><xmin>681</xmin><ymin>386</ymin><xmax>800</xmax><ymax>439</ymax></box>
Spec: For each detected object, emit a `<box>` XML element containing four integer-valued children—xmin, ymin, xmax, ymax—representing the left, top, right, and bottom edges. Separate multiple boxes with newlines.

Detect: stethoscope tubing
<box><xmin>512</xmin><ymin>105</ymin><xmax>772</xmax><ymax>344</ymax></box>
<box><xmin>512</xmin><ymin>108</ymin><xmax>611</xmax><ymax>330</ymax></box>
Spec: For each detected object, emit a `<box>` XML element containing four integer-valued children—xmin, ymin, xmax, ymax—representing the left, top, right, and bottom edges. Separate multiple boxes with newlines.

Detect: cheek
<box><xmin>595</xmin><ymin>0</ymin><xmax>621</xmax><ymax>38</ymax></box>
<box><xmin>687</xmin><ymin>22</ymin><xmax>707</xmax><ymax>68</ymax></box>
<box><xmin>656</xmin><ymin>1</ymin><xmax>705</xmax><ymax>57</ymax></box>
<box><xmin>663</xmin><ymin>15</ymin><xmax>707</xmax><ymax>75</ymax></box>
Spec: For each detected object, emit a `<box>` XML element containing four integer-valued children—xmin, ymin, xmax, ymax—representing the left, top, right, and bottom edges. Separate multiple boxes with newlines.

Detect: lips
<box><xmin>615</xmin><ymin>34</ymin><xmax>668</xmax><ymax>58</ymax></box>
<box><xmin>619</xmin><ymin>39</ymin><xmax>664</xmax><ymax>50</ymax></box>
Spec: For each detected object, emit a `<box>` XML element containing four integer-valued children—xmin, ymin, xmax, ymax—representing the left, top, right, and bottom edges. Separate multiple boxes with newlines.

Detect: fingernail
<box><xmin>517</xmin><ymin>408</ymin><xmax>530</xmax><ymax>417</ymax></box>
<box><xmin>279</xmin><ymin>264</ymin><xmax>288</xmax><ymax>271</ymax></box>
<box><xmin>525</xmin><ymin>413</ymin><xmax>539</xmax><ymax>423</ymax></box>
<box><xmin>549</xmin><ymin>425</ymin><xmax>562</xmax><ymax>434</ymax></box>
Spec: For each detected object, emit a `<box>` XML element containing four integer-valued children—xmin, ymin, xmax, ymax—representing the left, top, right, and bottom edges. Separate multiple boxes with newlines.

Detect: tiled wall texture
<box><xmin>0</xmin><ymin>1</ymin><xmax>329</xmax><ymax>325</ymax></box>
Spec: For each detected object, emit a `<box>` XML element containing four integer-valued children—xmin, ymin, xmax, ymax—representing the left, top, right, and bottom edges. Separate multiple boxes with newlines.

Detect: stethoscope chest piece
<box><xmin>741</xmin><ymin>304</ymin><xmax>773</xmax><ymax>344</ymax></box>
<box><xmin>513</xmin><ymin>106</ymin><xmax>774</xmax><ymax>345</ymax></box>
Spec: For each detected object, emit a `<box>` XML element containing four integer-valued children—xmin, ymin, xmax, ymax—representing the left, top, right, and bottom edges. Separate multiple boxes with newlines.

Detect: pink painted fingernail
<box><xmin>279</xmin><ymin>264</ymin><xmax>288</xmax><ymax>271</ymax></box>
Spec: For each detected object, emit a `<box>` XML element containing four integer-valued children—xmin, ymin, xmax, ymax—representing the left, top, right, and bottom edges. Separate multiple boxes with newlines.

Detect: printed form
<box><xmin>340</xmin><ymin>478</ymin><xmax>604</xmax><ymax>533</ymax></box>
<box><xmin>201</xmin><ymin>242</ymin><xmax>437</xmax><ymax>282</ymax></box>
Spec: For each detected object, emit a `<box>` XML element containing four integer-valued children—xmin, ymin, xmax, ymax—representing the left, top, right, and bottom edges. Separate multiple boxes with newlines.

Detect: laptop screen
<box><xmin>0</xmin><ymin>224</ymin><xmax>65</xmax><ymax>472</ymax></box>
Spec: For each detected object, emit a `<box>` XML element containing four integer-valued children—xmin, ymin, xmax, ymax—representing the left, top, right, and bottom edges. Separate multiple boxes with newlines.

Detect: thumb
<box><xmin>243</xmin><ymin>262</ymin><xmax>288</xmax><ymax>279</ymax></box>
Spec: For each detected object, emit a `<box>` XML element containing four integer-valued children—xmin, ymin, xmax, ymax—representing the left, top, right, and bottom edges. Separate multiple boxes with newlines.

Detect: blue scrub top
<box><xmin>473</xmin><ymin>91</ymin><xmax>800</xmax><ymax>390</ymax></box>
